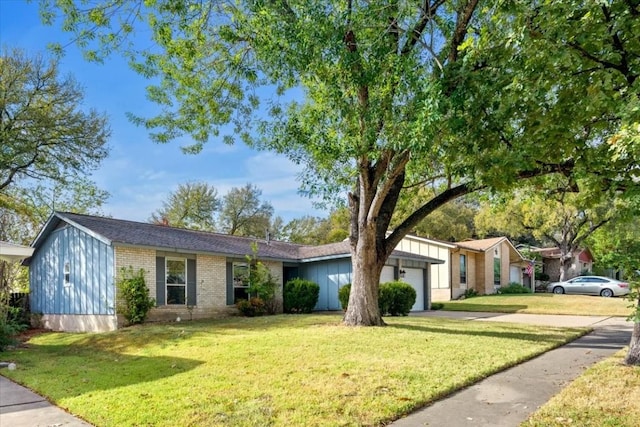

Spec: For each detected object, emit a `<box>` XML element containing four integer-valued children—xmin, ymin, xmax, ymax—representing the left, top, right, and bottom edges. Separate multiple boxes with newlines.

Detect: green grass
<box><xmin>523</xmin><ymin>350</ymin><xmax>640</xmax><ymax>427</ymax></box>
<box><xmin>441</xmin><ymin>294</ymin><xmax>633</xmax><ymax>317</ymax></box>
<box><xmin>2</xmin><ymin>314</ymin><xmax>586</xmax><ymax>427</ymax></box>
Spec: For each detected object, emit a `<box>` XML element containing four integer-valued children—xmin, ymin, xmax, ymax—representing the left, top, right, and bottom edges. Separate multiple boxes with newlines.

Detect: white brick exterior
<box><xmin>113</xmin><ymin>246</ymin><xmax>283</xmax><ymax>325</ymax></box>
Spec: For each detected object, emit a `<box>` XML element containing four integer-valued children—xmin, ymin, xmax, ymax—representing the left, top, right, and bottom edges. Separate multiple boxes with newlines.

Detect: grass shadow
<box><xmin>3</xmin><ymin>341</ymin><xmax>203</xmax><ymax>400</ymax></box>
<box><xmin>440</xmin><ymin>303</ymin><xmax>529</xmax><ymax>313</ymax></box>
<box><xmin>387</xmin><ymin>321</ymin><xmax>589</xmax><ymax>344</ymax></box>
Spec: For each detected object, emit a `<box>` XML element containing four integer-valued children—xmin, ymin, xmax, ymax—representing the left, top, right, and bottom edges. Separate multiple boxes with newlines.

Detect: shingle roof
<box><xmin>34</xmin><ymin>212</ymin><xmax>443</xmax><ymax>264</ymax></box>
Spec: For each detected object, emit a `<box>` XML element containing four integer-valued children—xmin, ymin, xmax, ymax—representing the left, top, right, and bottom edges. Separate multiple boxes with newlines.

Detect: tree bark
<box><xmin>343</xmin><ymin>221</ymin><xmax>386</xmax><ymax>326</ymax></box>
<box><xmin>624</xmin><ymin>321</ymin><xmax>640</xmax><ymax>366</ymax></box>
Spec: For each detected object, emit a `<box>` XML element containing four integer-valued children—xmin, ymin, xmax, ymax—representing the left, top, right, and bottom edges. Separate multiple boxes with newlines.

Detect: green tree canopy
<box><xmin>149</xmin><ymin>181</ymin><xmax>219</xmax><ymax>230</ymax></box>
<box><xmin>43</xmin><ymin>0</ymin><xmax>639</xmax><ymax>327</ymax></box>
<box><xmin>0</xmin><ymin>48</ymin><xmax>110</xmax><ymax>195</ymax></box>
<box><xmin>476</xmin><ymin>176</ymin><xmax>628</xmax><ymax>280</ymax></box>
<box><xmin>219</xmin><ymin>183</ymin><xmax>273</xmax><ymax>237</ymax></box>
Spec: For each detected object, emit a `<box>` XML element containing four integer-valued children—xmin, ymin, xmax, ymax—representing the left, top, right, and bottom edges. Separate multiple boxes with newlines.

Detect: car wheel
<box><xmin>553</xmin><ymin>286</ymin><xmax>565</xmax><ymax>294</ymax></box>
<box><xmin>600</xmin><ymin>288</ymin><xmax>614</xmax><ymax>298</ymax></box>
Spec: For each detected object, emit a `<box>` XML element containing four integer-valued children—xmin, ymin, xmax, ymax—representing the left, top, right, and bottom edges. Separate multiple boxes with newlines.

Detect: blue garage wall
<box><xmin>30</xmin><ymin>224</ymin><xmax>115</xmax><ymax>315</ymax></box>
<box><xmin>300</xmin><ymin>259</ymin><xmax>352</xmax><ymax>310</ymax></box>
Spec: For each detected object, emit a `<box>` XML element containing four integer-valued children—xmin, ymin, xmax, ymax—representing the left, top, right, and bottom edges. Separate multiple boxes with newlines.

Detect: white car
<box><xmin>547</xmin><ymin>276</ymin><xmax>630</xmax><ymax>297</ymax></box>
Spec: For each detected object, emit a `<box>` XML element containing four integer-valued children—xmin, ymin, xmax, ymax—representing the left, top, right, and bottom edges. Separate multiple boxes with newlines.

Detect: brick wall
<box><xmin>112</xmin><ymin>245</ymin><xmax>283</xmax><ymax>324</ymax></box>
<box><xmin>195</xmin><ymin>254</ymin><xmax>227</xmax><ymax>309</ymax></box>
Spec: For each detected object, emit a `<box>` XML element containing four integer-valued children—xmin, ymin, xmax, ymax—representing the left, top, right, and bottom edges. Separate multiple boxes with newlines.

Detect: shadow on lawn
<box><xmin>6</xmin><ymin>342</ymin><xmax>203</xmax><ymax>399</ymax></box>
<box><xmin>387</xmin><ymin>322</ymin><xmax>587</xmax><ymax>343</ymax></box>
<box><xmin>441</xmin><ymin>303</ymin><xmax>529</xmax><ymax>312</ymax></box>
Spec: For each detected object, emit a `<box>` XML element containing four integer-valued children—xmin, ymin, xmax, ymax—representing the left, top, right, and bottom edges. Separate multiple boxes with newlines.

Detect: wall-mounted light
<box><xmin>399</xmin><ymin>269</ymin><xmax>406</xmax><ymax>279</ymax></box>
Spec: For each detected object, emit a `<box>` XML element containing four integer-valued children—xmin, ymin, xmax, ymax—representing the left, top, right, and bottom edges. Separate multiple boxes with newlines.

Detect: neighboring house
<box><xmin>534</xmin><ymin>247</ymin><xmax>594</xmax><ymax>282</ymax></box>
<box><xmin>26</xmin><ymin>212</ymin><xmax>443</xmax><ymax>332</ymax></box>
<box><xmin>452</xmin><ymin>237</ymin><xmax>528</xmax><ymax>299</ymax></box>
<box><xmin>396</xmin><ymin>235</ymin><xmax>528</xmax><ymax>301</ymax></box>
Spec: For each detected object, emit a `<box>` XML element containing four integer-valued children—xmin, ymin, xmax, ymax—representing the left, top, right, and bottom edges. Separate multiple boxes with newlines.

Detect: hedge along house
<box><xmin>26</xmin><ymin>212</ymin><xmax>444</xmax><ymax>332</ymax></box>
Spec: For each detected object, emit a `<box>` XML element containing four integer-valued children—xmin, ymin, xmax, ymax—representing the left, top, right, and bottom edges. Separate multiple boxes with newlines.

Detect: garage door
<box><xmin>403</xmin><ymin>268</ymin><xmax>424</xmax><ymax>311</ymax></box>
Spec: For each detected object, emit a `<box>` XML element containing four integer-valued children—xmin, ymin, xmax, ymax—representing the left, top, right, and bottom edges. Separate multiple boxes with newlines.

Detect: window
<box><xmin>460</xmin><ymin>254</ymin><xmax>467</xmax><ymax>284</ymax></box>
<box><xmin>233</xmin><ymin>262</ymin><xmax>251</xmax><ymax>303</ymax></box>
<box><xmin>166</xmin><ymin>258</ymin><xmax>187</xmax><ymax>305</ymax></box>
<box><xmin>63</xmin><ymin>262</ymin><xmax>70</xmax><ymax>286</ymax></box>
<box><xmin>494</xmin><ymin>257</ymin><xmax>501</xmax><ymax>286</ymax></box>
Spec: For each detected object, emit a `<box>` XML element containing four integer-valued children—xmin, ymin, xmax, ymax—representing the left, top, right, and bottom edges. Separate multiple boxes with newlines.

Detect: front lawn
<box><xmin>523</xmin><ymin>350</ymin><xmax>640</xmax><ymax>427</ymax></box>
<box><xmin>2</xmin><ymin>315</ymin><xmax>585</xmax><ymax>427</ymax></box>
<box><xmin>441</xmin><ymin>294</ymin><xmax>633</xmax><ymax>317</ymax></box>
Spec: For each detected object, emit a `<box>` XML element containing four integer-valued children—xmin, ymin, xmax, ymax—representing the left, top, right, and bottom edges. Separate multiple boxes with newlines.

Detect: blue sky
<box><xmin>1</xmin><ymin>0</ymin><xmax>326</xmax><ymax>223</ymax></box>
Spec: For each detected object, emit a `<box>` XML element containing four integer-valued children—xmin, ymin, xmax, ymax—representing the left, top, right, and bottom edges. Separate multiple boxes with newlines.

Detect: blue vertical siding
<box><xmin>30</xmin><ymin>224</ymin><xmax>115</xmax><ymax>315</ymax></box>
<box><xmin>300</xmin><ymin>259</ymin><xmax>352</xmax><ymax>310</ymax></box>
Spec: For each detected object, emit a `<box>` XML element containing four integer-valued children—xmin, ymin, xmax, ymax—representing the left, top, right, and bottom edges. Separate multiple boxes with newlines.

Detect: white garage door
<box><xmin>403</xmin><ymin>268</ymin><xmax>424</xmax><ymax>311</ymax></box>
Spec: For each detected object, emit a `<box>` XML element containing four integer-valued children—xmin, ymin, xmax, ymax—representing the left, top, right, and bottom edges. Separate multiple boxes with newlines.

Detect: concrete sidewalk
<box><xmin>0</xmin><ymin>375</ymin><xmax>92</xmax><ymax>427</ymax></box>
<box><xmin>391</xmin><ymin>312</ymin><xmax>633</xmax><ymax>427</ymax></box>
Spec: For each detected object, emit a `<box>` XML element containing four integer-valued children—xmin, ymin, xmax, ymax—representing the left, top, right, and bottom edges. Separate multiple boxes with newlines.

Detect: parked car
<box><xmin>547</xmin><ymin>276</ymin><xmax>630</xmax><ymax>297</ymax></box>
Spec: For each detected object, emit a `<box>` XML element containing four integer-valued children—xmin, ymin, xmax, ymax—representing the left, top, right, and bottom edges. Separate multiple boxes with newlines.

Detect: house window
<box><xmin>494</xmin><ymin>257</ymin><xmax>501</xmax><ymax>286</ymax></box>
<box><xmin>233</xmin><ymin>262</ymin><xmax>250</xmax><ymax>302</ymax></box>
<box><xmin>460</xmin><ymin>254</ymin><xmax>467</xmax><ymax>284</ymax></box>
<box><xmin>166</xmin><ymin>258</ymin><xmax>187</xmax><ymax>305</ymax></box>
<box><xmin>63</xmin><ymin>262</ymin><xmax>71</xmax><ymax>286</ymax></box>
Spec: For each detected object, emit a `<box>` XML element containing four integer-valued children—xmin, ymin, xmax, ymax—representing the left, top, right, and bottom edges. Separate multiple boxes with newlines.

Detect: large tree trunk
<box><xmin>625</xmin><ymin>291</ymin><xmax>640</xmax><ymax>366</ymax></box>
<box><xmin>558</xmin><ymin>250</ymin><xmax>573</xmax><ymax>282</ymax></box>
<box><xmin>624</xmin><ymin>321</ymin><xmax>640</xmax><ymax>365</ymax></box>
<box><xmin>343</xmin><ymin>223</ymin><xmax>385</xmax><ymax>326</ymax></box>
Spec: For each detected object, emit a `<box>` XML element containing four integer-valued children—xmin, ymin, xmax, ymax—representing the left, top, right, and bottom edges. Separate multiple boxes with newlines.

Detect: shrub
<box><xmin>0</xmin><ymin>306</ymin><xmax>28</xmax><ymax>352</ymax></box>
<box><xmin>236</xmin><ymin>297</ymin><xmax>266</xmax><ymax>317</ymax></box>
<box><xmin>284</xmin><ymin>278</ymin><xmax>320</xmax><ymax>313</ymax></box>
<box><xmin>244</xmin><ymin>244</ymin><xmax>279</xmax><ymax>314</ymax></box>
<box><xmin>497</xmin><ymin>283</ymin><xmax>532</xmax><ymax>294</ymax></box>
<box><xmin>338</xmin><ymin>284</ymin><xmax>351</xmax><ymax>310</ymax></box>
<box><xmin>463</xmin><ymin>288</ymin><xmax>479</xmax><ymax>299</ymax></box>
<box><xmin>379</xmin><ymin>281</ymin><xmax>416</xmax><ymax>316</ymax></box>
<box><xmin>338</xmin><ymin>282</ymin><xmax>418</xmax><ymax>315</ymax></box>
<box><xmin>431</xmin><ymin>302</ymin><xmax>444</xmax><ymax>310</ymax></box>
<box><xmin>117</xmin><ymin>267</ymin><xmax>155</xmax><ymax>325</ymax></box>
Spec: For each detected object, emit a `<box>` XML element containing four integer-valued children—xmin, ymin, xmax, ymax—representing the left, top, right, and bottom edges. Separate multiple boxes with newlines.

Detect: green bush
<box><xmin>0</xmin><ymin>307</ymin><xmax>28</xmax><ymax>352</ymax></box>
<box><xmin>236</xmin><ymin>297</ymin><xmax>266</xmax><ymax>317</ymax></box>
<box><xmin>379</xmin><ymin>281</ymin><xmax>416</xmax><ymax>316</ymax></box>
<box><xmin>117</xmin><ymin>267</ymin><xmax>155</xmax><ymax>325</ymax></box>
<box><xmin>431</xmin><ymin>302</ymin><xmax>444</xmax><ymax>310</ymax></box>
<box><xmin>338</xmin><ymin>284</ymin><xmax>351</xmax><ymax>310</ymax></box>
<box><xmin>338</xmin><ymin>282</ymin><xmax>417</xmax><ymax>315</ymax></box>
<box><xmin>284</xmin><ymin>278</ymin><xmax>320</xmax><ymax>313</ymax></box>
<box><xmin>463</xmin><ymin>288</ymin><xmax>479</xmax><ymax>299</ymax></box>
<box><xmin>497</xmin><ymin>283</ymin><xmax>532</xmax><ymax>294</ymax></box>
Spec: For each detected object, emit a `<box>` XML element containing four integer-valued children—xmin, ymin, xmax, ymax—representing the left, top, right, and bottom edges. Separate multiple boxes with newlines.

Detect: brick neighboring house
<box><xmin>26</xmin><ymin>212</ymin><xmax>443</xmax><ymax>332</ymax></box>
<box><xmin>534</xmin><ymin>247</ymin><xmax>594</xmax><ymax>282</ymax></box>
